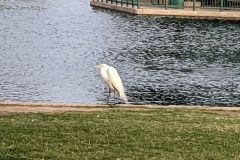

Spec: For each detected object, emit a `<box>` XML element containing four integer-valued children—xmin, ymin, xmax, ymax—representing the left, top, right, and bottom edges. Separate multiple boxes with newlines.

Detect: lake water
<box><xmin>1</xmin><ymin>0</ymin><xmax>240</xmax><ymax>106</ymax></box>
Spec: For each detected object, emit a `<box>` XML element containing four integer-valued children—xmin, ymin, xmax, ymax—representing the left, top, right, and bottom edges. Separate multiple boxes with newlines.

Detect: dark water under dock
<box><xmin>0</xmin><ymin>0</ymin><xmax>240</xmax><ymax>106</ymax></box>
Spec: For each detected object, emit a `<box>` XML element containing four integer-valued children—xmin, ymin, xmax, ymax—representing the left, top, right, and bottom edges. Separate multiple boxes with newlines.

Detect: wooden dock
<box><xmin>90</xmin><ymin>1</ymin><xmax>240</xmax><ymax>20</ymax></box>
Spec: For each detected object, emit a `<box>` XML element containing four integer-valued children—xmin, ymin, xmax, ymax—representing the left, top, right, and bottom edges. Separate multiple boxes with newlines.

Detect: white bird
<box><xmin>96</xmin><ymin>64</ymin><xmax>128</xmax><ymax>104</ymax></box>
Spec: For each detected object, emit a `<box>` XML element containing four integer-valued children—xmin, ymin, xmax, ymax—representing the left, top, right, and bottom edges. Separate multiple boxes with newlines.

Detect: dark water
<box><xmin>0</xmin><ymin>0</ymin><xmax>240</xmax><ymax>106</ymax></box>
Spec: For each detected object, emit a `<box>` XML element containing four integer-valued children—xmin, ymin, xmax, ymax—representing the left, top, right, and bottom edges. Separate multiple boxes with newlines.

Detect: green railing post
<box><xmin>121</xmin><ymin>0</ymin><xmax>123</xmax><ymax>6</ymax></box>
<box><xmin>137</xmin><ymin>0</ymin><xmax>140</xmax><ymax>8</ymax></box>
<box><xmin>165</xmin><ymin>0</ymin><xmax>168</xmax><ymax>9</ymax></box>
<box><xmin>132</xmin><ymin>0</ymin><xmax>134</xmax><ymax>8</ymax></box>
<box><xmin>220</xmin><ymin>0</ymin><xmax>223</xmax><ymax>11</ymax></box>
<box><xmin>193</xmin><ymin>0</ymin><xmax>196</xmax><ymax>10</ymax></box>
<box><xmin>111</xmin><ymin>0</ymin><xmax>113</xmax><ymax>4</ymax></box>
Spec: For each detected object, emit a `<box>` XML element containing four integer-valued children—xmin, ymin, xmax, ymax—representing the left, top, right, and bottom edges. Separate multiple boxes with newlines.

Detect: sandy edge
<box><xmin>0</xmin><ymin>101</ymin><xmax>239</xmax><ymax>115</ymax></box>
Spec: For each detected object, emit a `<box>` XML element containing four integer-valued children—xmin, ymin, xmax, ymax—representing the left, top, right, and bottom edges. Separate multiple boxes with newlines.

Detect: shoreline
<box><xmin>0</xmin><ymin>101</ymin><xmax>239</xmax><ymax>110</ymax></box>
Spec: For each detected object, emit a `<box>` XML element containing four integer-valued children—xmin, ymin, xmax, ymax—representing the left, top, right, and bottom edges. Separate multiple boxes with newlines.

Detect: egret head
<box><xmin>95</xmin><ymin>64</ymin><xmax>108</xmax><ymax>69</ymax></box>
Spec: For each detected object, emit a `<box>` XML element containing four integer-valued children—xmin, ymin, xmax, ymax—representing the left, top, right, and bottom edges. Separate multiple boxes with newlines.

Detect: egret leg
<box><xmin>106</xmin><ymin>88</ymin><xmax>111</xmax><ymax>104</ymax></box>
<box><xmin>113</xmin><ymin>92</ymin><xmax>116</xmax><ymax>105</ymax></box>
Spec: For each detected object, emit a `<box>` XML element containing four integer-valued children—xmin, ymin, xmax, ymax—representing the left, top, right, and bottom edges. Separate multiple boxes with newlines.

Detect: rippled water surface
<box><xmin>1</xmin><ymin>0</ymin><xmax>240</xmax><ymax>106</ymax></box>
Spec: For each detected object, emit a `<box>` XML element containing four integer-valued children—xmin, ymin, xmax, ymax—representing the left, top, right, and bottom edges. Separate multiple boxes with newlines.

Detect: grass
<box><xmin>0</xmin><ymin>108</ymin><xmax>240</xmax><ymax>160</ymax></box>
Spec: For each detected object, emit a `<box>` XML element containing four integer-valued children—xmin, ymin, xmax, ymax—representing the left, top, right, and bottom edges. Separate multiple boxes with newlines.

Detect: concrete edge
<box><xmin>141</xmin><ymin>9</ymin><xmax>240</xmax><ymax>20</ymax></box>
<box><xmin>0</xmin><ymin>101</ymin><xmax>107</xmax><ymax>108</ymax></box>
<box><xmin>0</xmin><ymin>101</ymin><xmax>240</xmax><ymax>110</ymax></box>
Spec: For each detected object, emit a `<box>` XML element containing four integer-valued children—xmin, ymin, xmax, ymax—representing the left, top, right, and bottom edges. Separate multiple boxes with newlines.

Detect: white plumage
<box><xmin>96</xmin><ymin>64</ymin><xmax>128</xmax><ymax>103</ymax></box>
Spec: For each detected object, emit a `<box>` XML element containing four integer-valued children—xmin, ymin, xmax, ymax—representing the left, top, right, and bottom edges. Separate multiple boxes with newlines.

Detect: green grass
<box><xmin>0</xmin><ymin>108</ymin><xmax>240</xmax><ymax>160</ymax></box>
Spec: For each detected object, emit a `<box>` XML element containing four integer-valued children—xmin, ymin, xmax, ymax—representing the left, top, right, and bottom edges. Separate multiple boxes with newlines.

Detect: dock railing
<box><xmin>93</xmin><ymin>0</ymin><xmax>240</xmax><ymax>11</ymax></box>
<box><xmin>94</xmin><ymin>0</ymin><xmax>140</xmax><ymax>8</ymax></box>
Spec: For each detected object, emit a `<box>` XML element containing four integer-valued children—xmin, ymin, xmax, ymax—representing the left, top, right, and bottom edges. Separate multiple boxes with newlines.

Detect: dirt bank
<box><xmin>0</xmin><ymin>101</ymin><xmax>239</xmax><ymax>115</ymax></box>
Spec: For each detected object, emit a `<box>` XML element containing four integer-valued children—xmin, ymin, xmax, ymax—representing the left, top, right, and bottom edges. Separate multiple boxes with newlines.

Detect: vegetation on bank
<box><xmin>0</xmin><ymin>108</ymin><xmax>240</xmax><ymax>160</ymax></box>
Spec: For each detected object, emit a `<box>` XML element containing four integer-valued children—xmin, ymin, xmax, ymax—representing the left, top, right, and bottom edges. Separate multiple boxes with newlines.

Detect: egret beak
<box><xmin>95</xmin><ymin>65</ymin><xmax>101</xmax><ymax>68</ymax></box>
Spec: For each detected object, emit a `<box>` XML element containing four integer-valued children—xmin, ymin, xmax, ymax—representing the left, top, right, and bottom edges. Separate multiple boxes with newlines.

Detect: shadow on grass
<box><xmin>0</xmin><ymin>157</ymin><xmax>26</xmax><ymax>160</ymax></box>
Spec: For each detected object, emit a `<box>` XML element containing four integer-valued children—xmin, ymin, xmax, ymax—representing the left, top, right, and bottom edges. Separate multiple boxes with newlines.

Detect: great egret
<box><xmin>95</xmin><ymin>64</ymin><xmax>128</xmax><ymax>104</ymax></box>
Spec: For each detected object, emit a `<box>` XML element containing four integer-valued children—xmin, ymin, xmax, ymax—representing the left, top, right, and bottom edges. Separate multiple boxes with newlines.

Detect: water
<box><xmin>1</xmin><ymin>0</ymin><xmax>240</xmax><ymax>106</ymax></box>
